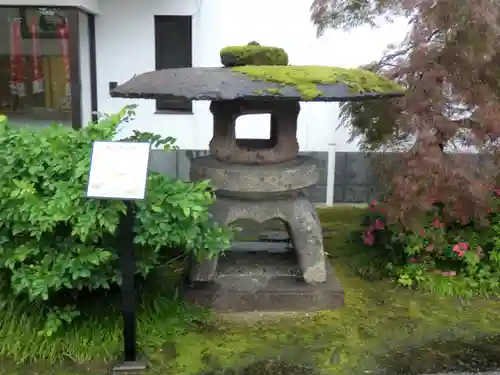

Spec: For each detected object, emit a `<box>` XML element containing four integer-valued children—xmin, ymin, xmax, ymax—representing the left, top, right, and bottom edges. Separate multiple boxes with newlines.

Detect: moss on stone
<box><xmin>232</xmin><ymin>65</ymin><xmax>405</xmax><ymax>100</ymax></box>
<box><xmin>220</xmin><ymin>44</ymin><xmax>289</xmax><ymax>67</ymax></box>
<box><xmin>251</xmin><ymin>88</ymin><xmax>283</xmax><ymax>96</ymax></box>
<box><xmin>265</xmin><ymin>88</ymin><xmax>282</xmax><ymax>95</ymax></box>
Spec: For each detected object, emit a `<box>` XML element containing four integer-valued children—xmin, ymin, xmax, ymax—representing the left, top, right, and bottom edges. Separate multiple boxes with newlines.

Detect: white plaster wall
<box><xmin>94</xmin><ymin>0</ymin><xmax>409</xmax><ymax>151</ymax></box>
<box><xmin>94</xmin><ymin>0</ymin><xmax>213</xmax><ymax>148</ymax></box>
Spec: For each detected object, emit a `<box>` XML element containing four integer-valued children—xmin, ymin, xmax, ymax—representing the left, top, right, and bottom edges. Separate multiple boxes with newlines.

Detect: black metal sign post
<box><xmin>112</xmin><ymin>199</ymin><xmax>147</xmax><ymax>372</ymax></box>
<box><xmin>85</xmin><ymin>140</ymin><xmax>151</xmax><ymax>373</ymax></box>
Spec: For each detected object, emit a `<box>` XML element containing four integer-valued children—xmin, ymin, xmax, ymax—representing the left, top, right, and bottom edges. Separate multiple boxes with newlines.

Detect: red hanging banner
<box><xmin>31</xmin><ymin>15</ymin><xmax>44</xmax><ymax>94</ymax></box>
<box><xmin>9</xmin><ymin>19</ymin><xmax>26</xmax><ymax>97</ymax></box>
<box><xmin>9</xmin><ymin>20</ymin><xmax>17</xmax><ymax>96</ymax></box>
<box><xmin>57</xmin><ymin>22</ymin><xmax>71</xmax><ymax>101</ymax></box>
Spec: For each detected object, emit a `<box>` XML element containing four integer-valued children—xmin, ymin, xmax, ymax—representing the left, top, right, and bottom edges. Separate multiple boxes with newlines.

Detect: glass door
<box><xmin>0</xmin><ymin>6</ymin><xmax>90</xmax><ymax>129</ymax></box>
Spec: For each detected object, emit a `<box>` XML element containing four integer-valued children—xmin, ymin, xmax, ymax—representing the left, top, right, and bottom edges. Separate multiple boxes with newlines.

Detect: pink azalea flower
<box><xmin>374</xmin><ymin>218</ymin><xmax>385</xmax><ymax>230</ymax></box>
<box><xmin>452</xmin><ymin>242</ymin><xmax>469</xmax><ymax>257</ymax></box>
<box><xmin>363</xmin><ymin>231</ymin><xmax>374</xmax><ymax>245</ymax></box>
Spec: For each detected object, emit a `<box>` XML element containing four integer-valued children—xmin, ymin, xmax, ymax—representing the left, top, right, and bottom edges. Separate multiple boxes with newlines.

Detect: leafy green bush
<box><xmin>357</xmin><ymin>192</ymin><xmax>500</xmax><ymax>297</ymax></box>
<box><xmin>0</xmin><ymin>107</ymin><xmax>232</xmax><ymax>334</ymax></box>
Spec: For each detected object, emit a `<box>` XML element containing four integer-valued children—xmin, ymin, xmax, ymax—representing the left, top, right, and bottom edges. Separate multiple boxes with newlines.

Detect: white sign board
<box><xmin>86</xmin><ymin>141</ymin><xmax>151</xmax><ymax>200</ymax></box>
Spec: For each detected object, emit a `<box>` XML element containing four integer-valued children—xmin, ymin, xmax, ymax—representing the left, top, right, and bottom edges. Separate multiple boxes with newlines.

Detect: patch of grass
<box><xmin>0</xmin><ymin>258</ymin><xmax>207</xmax><ymax>373</ymax></box>
<box><xmin>1</xmin><ymin>207</ymin><xmax>500</xmax><ymax>375</ymax></box>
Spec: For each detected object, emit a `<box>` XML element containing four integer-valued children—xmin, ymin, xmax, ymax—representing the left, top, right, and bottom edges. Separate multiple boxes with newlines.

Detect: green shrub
<box><xmin>0</xmin><ymin>107</ymin><xmax>232</xmax><ymax>335</ymax></box>
<box><xmin>357</xmin><ymin>192</ymin><xmax>500</xmax><ymax>297</ymax></box>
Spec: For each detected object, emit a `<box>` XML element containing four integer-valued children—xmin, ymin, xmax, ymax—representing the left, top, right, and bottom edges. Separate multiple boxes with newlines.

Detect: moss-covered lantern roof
<box><xmin>111</xmin><ymin>43</ymin><xmax>405</xmax><ymax>102</ymax></box>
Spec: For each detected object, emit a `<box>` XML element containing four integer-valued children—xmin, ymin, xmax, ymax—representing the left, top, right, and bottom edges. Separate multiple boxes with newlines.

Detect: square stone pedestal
<box><xmin>184</xmin><ymin>249</ymin><xmax>344</xmax><ymax>312</ymax></box>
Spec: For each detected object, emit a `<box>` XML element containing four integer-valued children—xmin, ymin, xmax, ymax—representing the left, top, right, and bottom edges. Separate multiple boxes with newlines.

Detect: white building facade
<box><xmin>0</xmin><ymin>0</ymin><xmax>407</xmax><ymax>203</ymax></box>
<box><xmin>0</xmin><ymin>0</ymin><xmax>407</xmax><ymax>150</ymax></box>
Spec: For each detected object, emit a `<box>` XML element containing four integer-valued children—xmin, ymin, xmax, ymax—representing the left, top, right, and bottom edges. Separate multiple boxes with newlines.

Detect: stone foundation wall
<box><xmin>333</xmin><ymin>152</ymin><xmax>493</xmax><ymax>203</ymax></box>
<box><xmin>150</xmin><ymin>150</ymin><xmax>491</xmax><ymax>204</ymax></box>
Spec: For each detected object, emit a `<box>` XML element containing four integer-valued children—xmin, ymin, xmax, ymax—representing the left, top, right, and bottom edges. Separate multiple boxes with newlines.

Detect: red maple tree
<box><xmin>310</xmin><ymin>0</ymin><xmax>500</xmax><ymax>225</ymax></box>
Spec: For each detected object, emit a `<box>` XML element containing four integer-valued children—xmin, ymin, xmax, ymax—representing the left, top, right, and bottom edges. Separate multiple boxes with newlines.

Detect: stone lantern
<box><xmin>111</xmin><ymin>43</ymin><xmax>404</xmax><ymax>312</ymax></box>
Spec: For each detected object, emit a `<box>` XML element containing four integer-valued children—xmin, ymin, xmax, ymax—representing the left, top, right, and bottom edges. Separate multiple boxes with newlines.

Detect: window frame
<box><xmin>154</xmin><ymin>15</ymin><xmax>193</xmax><ymax>114</ymax></box>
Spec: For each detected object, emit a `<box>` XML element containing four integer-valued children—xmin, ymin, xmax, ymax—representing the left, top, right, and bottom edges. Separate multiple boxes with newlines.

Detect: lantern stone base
<box><xmin>184</xmin><ymin>251</ymin><xmax>344</xmax><ymax>312</ymax></box>
<box><xmin>190</xmin><ymin>193</ymin><xmax>327</xmax><ymax>284</ymax></box>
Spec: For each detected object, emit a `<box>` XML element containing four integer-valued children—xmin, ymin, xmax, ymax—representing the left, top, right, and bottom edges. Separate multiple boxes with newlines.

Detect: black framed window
<box><xmin>154</xmin><ymin>15</ymin><xmax>192</xmax><ymax>113</ymax></box>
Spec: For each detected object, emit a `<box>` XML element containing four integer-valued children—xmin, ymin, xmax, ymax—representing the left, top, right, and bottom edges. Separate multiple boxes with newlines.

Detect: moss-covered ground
<box><xmin>0</xmin><ymin>206</ymin><xmax>499</xmax><ymax>375</ymax></box>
